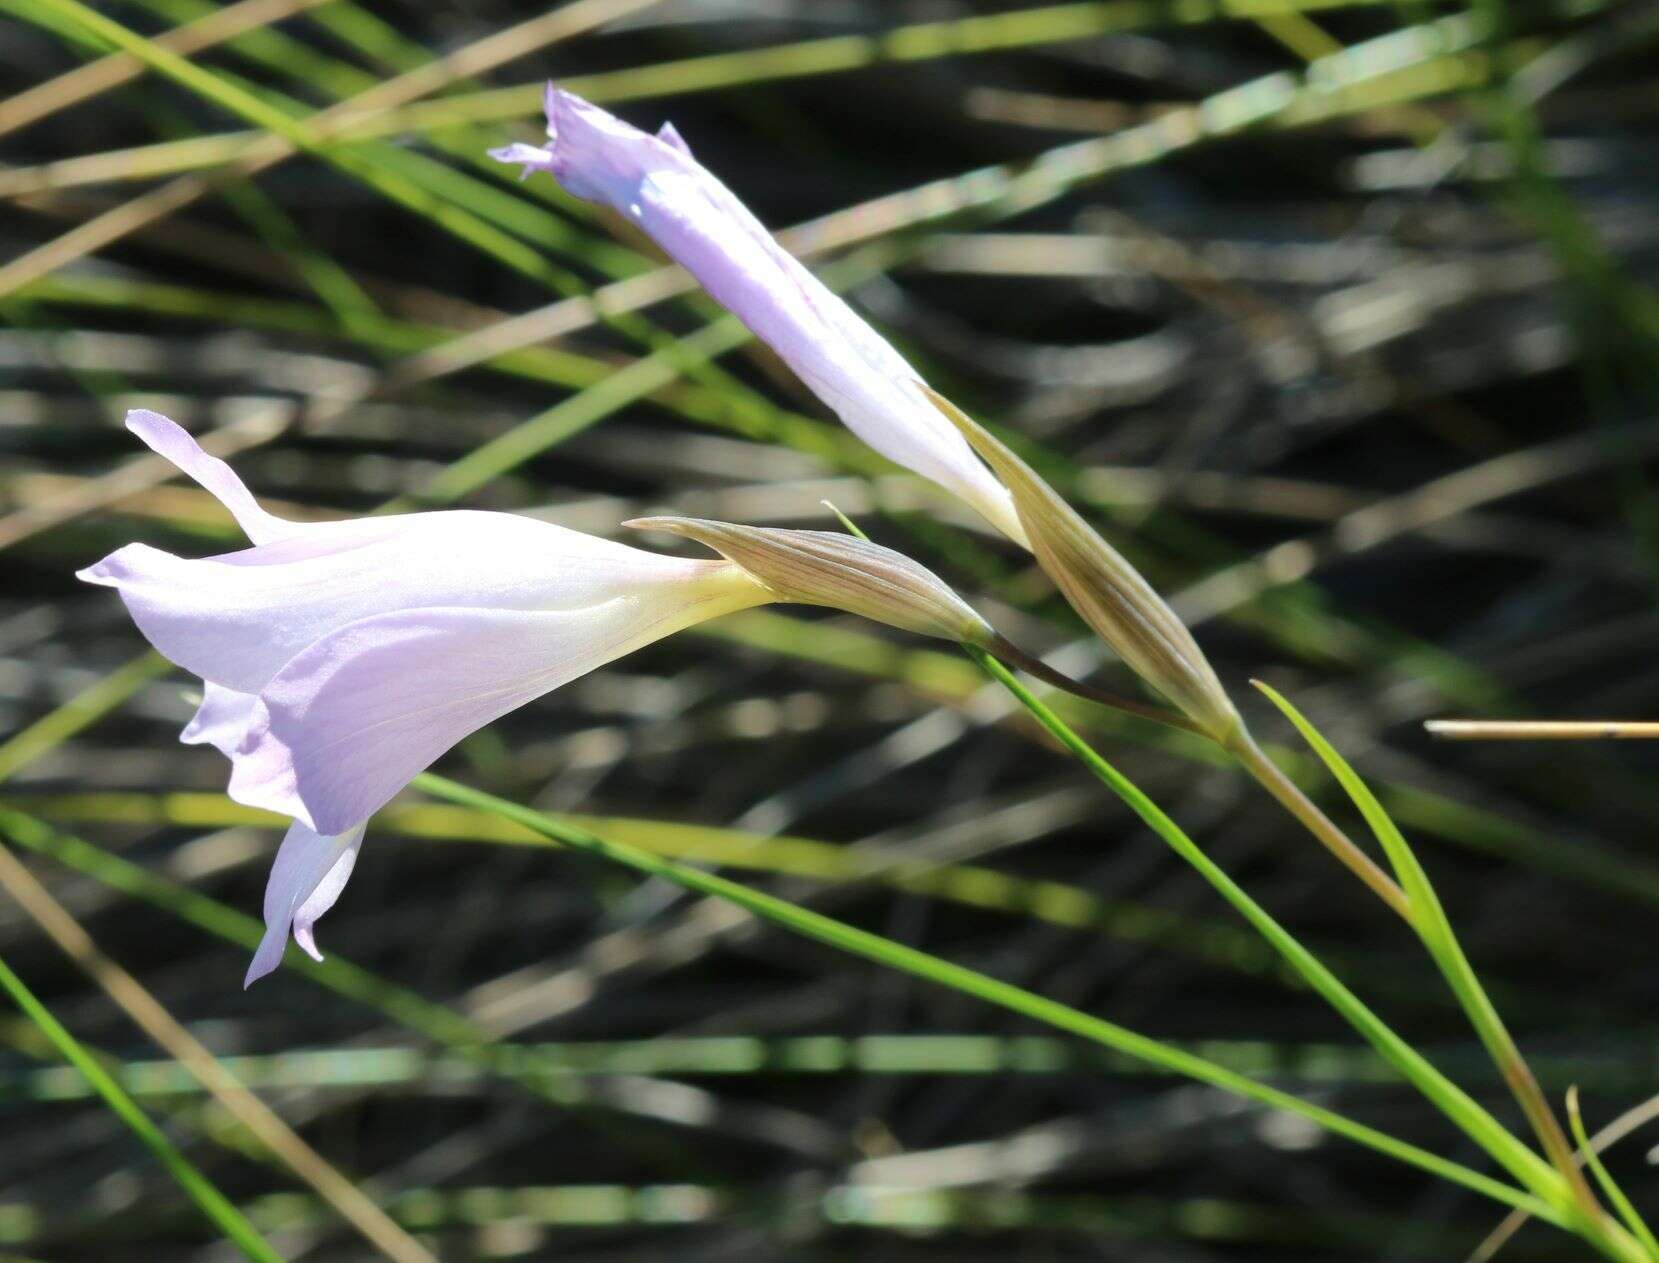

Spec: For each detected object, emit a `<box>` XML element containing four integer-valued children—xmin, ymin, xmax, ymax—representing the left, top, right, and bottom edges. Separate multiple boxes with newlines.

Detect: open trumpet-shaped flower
<box><xmin>79</xmin><ymin>413</ymin><xmax>1031</xmax><ymax>983</ymax></box>
<box><xmin>79</xmin><ymin>411</ymin><xmax>773</xmax><ymax>982</ymax></box>
<box><xmin>491</xmin><ymin>88</ymin><xmax>1026</xmax><ymax>548</ymax></box>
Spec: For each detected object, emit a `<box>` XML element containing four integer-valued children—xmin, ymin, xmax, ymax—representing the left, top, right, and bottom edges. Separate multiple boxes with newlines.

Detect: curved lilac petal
<box><xmin>180</xmin><ymin>680</ymin><xmax>259</xmax><ymax>758</ymax></box>
<box><xmin>491</xmin><ymin>141</ymin><xmax>550</xmax><ymax>180</ymax></box>
<box><xmin>655</xmin><ymin>120</ymin><xmax>690</xmax><ymax>155</ymax></box>
<box><xmin>490</xmin><ymin>89</ymin><xmax>1026</xmax><ymax>547</ymax></box>
<box><xmin>79</xmin><ymin>508</ymin><xmax>715</xmax><ymax>694</ymax></box>
<box><xmin>125</xmin><ymin>410</ymin><xmax>300</xmax><ymax>545</ymax></box>
<box><xmin>230</xmin><ymin>573</ymin><xmax>770</xmax><ymax>834</ymax></box>
<box><xmin>245</xmin><ymin>821</ymin><xmax>366</xmax><ymax>987</ymax></box>
<box><xmin>291</xmin><ymin>835</ymin><xmax>360</xmax><ymax>963</ymax></box>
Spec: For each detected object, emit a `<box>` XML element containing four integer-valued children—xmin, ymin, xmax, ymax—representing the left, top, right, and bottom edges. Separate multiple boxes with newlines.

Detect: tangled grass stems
<box><xmin>405</xmin><ymin>771</ymin><xmax>1556</xmax><ymax>1227</ymax></box>
<box><xmin>3</xmin><ymin>792</ymin><xmax>1557</xmax><ymax>1238</ymax></box>
<box><xmin>959</xmin><ymin>658</ymin><xmax>1549</xmax><ymax>1184</ymax></box>
<box><xmin>963</xmin><ymin>652</ymin><xmax>1646</xmax><ymax>1258</ymax></box>
<box><xmin>1254</xmin><ymin>682</ymin><xmax>1614</xmax><ymax>1228</ymax></box>
<box><xmin>7</xmin><ymin>4</ymin><xmax>1656</xmax><ymax>1256</ymax></box>
<box><xmin>0</xmin><ymin>0</ymin><xmax>1427</xmax><ymax>193</ymax></box>
<box><xmin>0</xmin><ymin>834</ymin><xmax>440</xmax><ymax>1262</ymax></box>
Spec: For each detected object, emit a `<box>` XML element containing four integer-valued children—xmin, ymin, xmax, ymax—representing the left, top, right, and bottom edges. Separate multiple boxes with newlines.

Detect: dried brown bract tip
<box><xmin>625</xmin><ymin>516</ymin><xmax>995</xmax><ymax>646</ymax></box>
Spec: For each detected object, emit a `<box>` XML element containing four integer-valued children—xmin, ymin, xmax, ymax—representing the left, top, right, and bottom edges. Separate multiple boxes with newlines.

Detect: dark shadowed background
<box><xmin>2</xmin><ymin>0</ymin><xmax>1659</xmax><ymax>1258</ymax></box>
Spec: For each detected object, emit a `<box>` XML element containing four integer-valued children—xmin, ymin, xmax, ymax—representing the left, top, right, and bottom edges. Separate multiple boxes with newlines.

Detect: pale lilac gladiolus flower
<box><xmin>79</xmin><ymin>411</ymin><xmax>772</xmax><ymax>984</ymax></box>
<box><xmin>491</xmin><ymin>88</ymin><xmax>1027</xmax><ymax>548</ymax></box>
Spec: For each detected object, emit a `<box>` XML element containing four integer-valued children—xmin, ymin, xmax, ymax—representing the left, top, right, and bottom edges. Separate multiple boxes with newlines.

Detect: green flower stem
<box><xmin>0</xmin><ymin>952</ymin><xmax>283</xmax><ymax>1263</ymax></box>
<box><xmin>1226</xmin><ymin>729</ymin><xmax>1412</xmax><ymax>920</ymax></box>
<box><xmin>407</xmin><ymin>771</ymin><xmax>1553</xmax><ymax>1224</ymax></box>
<box><xmin>825</xmin><ymin>511</ymin><xmax>1567</xmax><ymax>1213</ymax></box>
<box><xmin>1251</xmin><ymin>682</ymin><xmax>1613</xmax><ymax>1233</ymax></box>
<box><xmin>981</xmin><ymin>633</ymin><xmax>1207</xmax><ymax>736</ymax></box>
<box><xmin>959</xmin><ymin>651</ymin><xmax>1570</xmax><ymax>1205</ymax></box>
<box><xmin>972</xmin><ymin>654</ymin><xmax>1653</xmax><ymax>1262</ymax></box>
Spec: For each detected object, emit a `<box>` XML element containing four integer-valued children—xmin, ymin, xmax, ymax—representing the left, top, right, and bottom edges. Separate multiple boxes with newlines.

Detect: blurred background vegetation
<box><xmin>2</xmin><ymin>0</ymin><xmax>1658</xmax><ymax>1258</ymax></box>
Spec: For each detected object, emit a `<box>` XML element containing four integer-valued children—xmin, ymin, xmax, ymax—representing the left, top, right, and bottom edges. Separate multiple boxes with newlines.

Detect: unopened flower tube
<box><xmin>491</xmin><ymin>88</ymin><xmax>1026</xmax><ymax>547</ymax></box>
<box><xmin>488</xmin><ymin>91</ymin><xmax>1251</xmax><ymax>738</ymax></box>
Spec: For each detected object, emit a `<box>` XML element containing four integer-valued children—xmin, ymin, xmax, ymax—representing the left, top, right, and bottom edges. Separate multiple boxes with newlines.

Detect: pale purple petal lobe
<box><xmin>124</xmin><ymin>410</ymin><xmax>299</xmax><ymax>545</ymax></box>
<box><xmin>229</xmin><ymin>571</ymin><xmax>768</xmax><ymax>834</ymax></box>
<box><xmin>180</xmin><ymin>680</ymin><xmax>259</xmax><ymax>757</ymax></box>
<box><xmin>291</xmin><ymin>840</ymin><xmax>360</xmax><ymax>962</ymax></box>
<box><xmin>80</xmin><ymin>505</ymin><xmax>703</xmax><ymax>693</ymax></box>
<box><xmin>486</xmin><ymin>142</ymin><xmax>552</xmax><ymax>178</ymax></box>
<box><xmin>245</xmin><ymin>821</ymin><xmax>366</xmax><ymax>987</ymax></box>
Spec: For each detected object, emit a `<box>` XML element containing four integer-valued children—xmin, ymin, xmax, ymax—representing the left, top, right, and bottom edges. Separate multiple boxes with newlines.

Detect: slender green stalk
<box><xmin>1</xmin><ymin>0</ymin><xmax>1435</xmax><ymax>184</ymax></box>
<box><xmin>971</xmin><ymin>656</ymin><xmax>1659</xmax><ymax>1260</ymax></box>
<box><xmin>0</xmin><ymin>952</ymin><xmax>283</xmax><ymax>1263</ymax></box>
<box><xmin>400</xmin><ymin>315</ymin><xmax>752</xmax><ymax>507</ymax></box>
<box><xmin>1251</xmin><ymin>682</ymin><xmax>1617</xmax><ymax>1237</ymax></box>
<box><xmin>0</xmin><ymin>795</ymin><xmax>1299</xmax><ymax>991</ymax></box>
<box><xmin>0</xmin><ymin>1034</ymin><xmax>1618</xmax><ymax>1099</ymax></box>
<box><xmin>1569</xmin><ymin>1089</ymin><xmax>1659</xmax><ymax>1257</ymax></box>
<box><xmin>960</xmin><ymin>649</ymin><xmax>1572</xmax><ymax>1205</ymax></box>
<box><xmin>1227</xmin><ymin>729</ymin><xmax>1411</xmax><ymax>918</ymax></box>
<box><xmin>3</xmin><ymin>0</ymin><xmax>611</xmax><ymax>306</ymax></box>
<box><xmin>406</xmin><ymin>772</ymin><xmax>1552</xmax><ymax>1223</ymax></box>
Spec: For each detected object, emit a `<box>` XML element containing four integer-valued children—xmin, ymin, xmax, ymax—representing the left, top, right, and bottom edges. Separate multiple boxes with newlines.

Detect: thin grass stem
<box><xmin>0</xmin><ymin>951</ymin><xmax>284</xmax><ymax>1262</ymax></box>
<box><xmin>1427</xmin><ymin>720</ymin><xmax>1659</xmax><ymax>740</ymax></box>
<box><xmin>961</xmin><ymin>647</ymin><xmax>1574</xmax><ymax>1209</ymax></box>
<box><xmin>1253</xmin><ymin>682</ymin><xmax>1617</xmax><ymax>1235</ymax></box>
<box><xmin>407</xmin><ymin>771</ymin><xmax>1556</xmax><ymax>1224</ymax></box>
<box><xmin>0</xmin><ymin>650</ymin><xmax>169</xmax><ymax>783</ymax></box>
<box><xmin>1226</xmin><ymin>728</ymin><xmax>1412</xmax><ymax>919</ymax></box>
<box><xmin>0</xmin><ymin>839</ymin><xmax>439</xmax><ymax>1263</ymax></box>
<box><xmin>1569</xmin><ymin>1089</ymin><xmax>1659</xmax><ymax>1257</ymax></box>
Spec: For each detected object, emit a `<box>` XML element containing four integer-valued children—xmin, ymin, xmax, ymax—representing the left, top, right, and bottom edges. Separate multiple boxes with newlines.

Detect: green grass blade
<box><xmin>8</xmin><ymin>0</ymin><xmax>597</xmax><ymax>301</ymax></box>
<box><xmin>402</xmin><ymin>314</ymin><xmax>752</xmax><ymax>506</ymax></box>
<box><xmin>0</xmin><ymin>651</ymin><xmax>170</xmax><ymax>783</ymax></box>
<box><xmin>0</xmin><ymin>805</ymin><xmax>487</xmax><ymax>1049</ymax></box>
<box><xmin>405</xmin><ymin>770</ymin><xmax>1554</xmax><ymax>1223</ymax></box>
<box><xmin>964</xmin><ymin>649</ymin><xmax>1565</xmax><ymax>1204</ymax></box>
<box><xmin>5</xmin><ymin>789</ymin><xmax>1321</xmax><ymax>986</ymax></box>
<box><xmin>0</xmin><ymin>952</ymin><xmax>283</xmax><ymax>1262</ymax></box>
<box><xmin>1249</xmin><ymin>682</ymin><xmax>1449</xmax><ymax>921</ymax></box>
<box><xmin>1568</xmin><ymin>1089</ymin><xmax>1659</xmax><ymax>1257</ymax></box>
<box><xmin>1250</xmin><ymin>680</ymin><xmax>1604</xmax><ymax>1223</ymax></box>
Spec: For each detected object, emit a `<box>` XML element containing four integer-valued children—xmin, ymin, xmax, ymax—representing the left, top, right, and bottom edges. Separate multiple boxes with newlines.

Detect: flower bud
<box><xmin>625</xmin><ymin>516</ymin><xmax>994</xmax><ymax>646</ymax></box>
<box><xmin>921</xmin><ymin>387</ymin><xmax>1240</xmax><ymax>741</ymax></box>
<box><xmin>496</xmin><ymin>88</ymin><xmax>1025</xmax><ymax>545</ymax></box>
